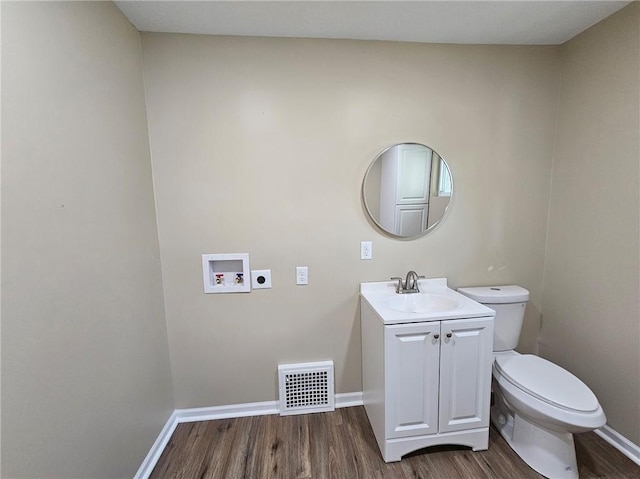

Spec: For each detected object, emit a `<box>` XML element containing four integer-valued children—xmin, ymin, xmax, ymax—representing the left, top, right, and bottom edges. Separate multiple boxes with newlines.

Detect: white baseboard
<box><xmin>595</xmin><ymin>424</ymin><xmax>640</xmax><ymax>466</ymax></box>
<box><xmin>174</xmin><ymin>399</ymin><xmax>280</xmax><ymax>423</ymax></box>
<box><xmin>133</xmin><ymin>410</ymin><xmax>178</xmax><ymax>479</ymax></box>
<box><xmin>173</xmin><ymin>391</ymin><xmax>363</xmax><ymax>424</ymax></box>
<box><xmin>336</xmin><ymin>391</ymin><xmax>364</xmax><ymax>408</ymax></box>
<box><xmin>134</xmin><ymin>392</ymin><xmax>364</xmax><ymax>479</ymax></box>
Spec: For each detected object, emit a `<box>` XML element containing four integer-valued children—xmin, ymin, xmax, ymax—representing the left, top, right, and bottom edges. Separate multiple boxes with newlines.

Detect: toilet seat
<box><xmin>494</xmin><ymin>354</ymin><xmax>599</xmax><ymax>413</ymax></box>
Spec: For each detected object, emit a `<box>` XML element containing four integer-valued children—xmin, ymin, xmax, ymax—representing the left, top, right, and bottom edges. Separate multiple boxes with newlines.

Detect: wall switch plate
<box><xmin>296</xmin><ymin>266</ymin><xmax>308</xmax><ymax>285</ymax></box>
<box><xmin>361</xmin><ymin>241</ymin><xmax>373</xmax><ymax>260</ymax></box>
<box><xmin>251</xmin><ymin>269</ymin><xmax>272</xmax><ymax>289</ymax></box>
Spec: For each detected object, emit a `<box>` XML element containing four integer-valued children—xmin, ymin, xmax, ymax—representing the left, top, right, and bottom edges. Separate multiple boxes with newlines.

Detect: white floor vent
<box><xmin>278</xmin><ymin>360</ymin><xmax>335</xmax><ymax>416</ymax></box>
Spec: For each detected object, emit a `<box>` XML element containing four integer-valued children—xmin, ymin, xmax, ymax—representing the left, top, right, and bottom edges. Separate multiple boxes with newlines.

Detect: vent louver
<box><xmin>278</xmin><ymin>361</ymin><xmax>335</xmax><ymax>416</ymax></box>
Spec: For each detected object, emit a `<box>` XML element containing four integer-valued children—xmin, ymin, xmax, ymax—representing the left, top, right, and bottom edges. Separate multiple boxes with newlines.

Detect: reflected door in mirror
<box><xmin>379</xmin><ymin>144</ymin><xmax>431</xmax><ymax>235</ymax></box>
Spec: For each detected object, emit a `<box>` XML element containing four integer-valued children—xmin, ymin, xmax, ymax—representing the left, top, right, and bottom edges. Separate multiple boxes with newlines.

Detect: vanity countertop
<box><xmin>360</xmin><ymin>278</ymin><xmax>495</xmax><ymax>324</ymax></box>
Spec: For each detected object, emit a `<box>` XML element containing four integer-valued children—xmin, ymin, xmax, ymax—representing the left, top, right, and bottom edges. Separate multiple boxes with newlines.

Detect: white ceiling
<box><xmin>114</xmin><ymin>1</ymin><xmax>632</xmax><ymax>45</ymax></box>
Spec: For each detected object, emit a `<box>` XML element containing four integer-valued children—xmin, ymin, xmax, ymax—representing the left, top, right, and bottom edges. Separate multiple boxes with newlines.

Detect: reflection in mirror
<box><xmin>362</xmin><ymin>143</ymin><xmax>453</xmax><ymax>238</ymax></box>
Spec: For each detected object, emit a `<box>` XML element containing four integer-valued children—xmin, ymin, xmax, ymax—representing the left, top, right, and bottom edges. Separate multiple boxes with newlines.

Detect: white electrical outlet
<box><xmin>361</xmin><ymin>241</ymin><xmax>373</xmax><ymax>260</ymax></box>
<box><xmin>296</xmin><ymin>266</ymin><xmax>308</xmax><ymax>285</ymax></box>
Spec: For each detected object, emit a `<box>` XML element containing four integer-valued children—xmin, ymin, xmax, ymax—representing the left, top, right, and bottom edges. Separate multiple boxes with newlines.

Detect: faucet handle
<box><xmin>390</xmin><ymin>277</ymin><xmax>404</xmax><ymax>293</ymax></box>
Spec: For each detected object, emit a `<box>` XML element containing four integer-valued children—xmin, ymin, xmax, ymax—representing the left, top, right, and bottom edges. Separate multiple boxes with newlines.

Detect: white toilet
<box><xmin>457</xmin><ymin>285</ymin><xmax>606</xmax><ymax>479</ymax></box>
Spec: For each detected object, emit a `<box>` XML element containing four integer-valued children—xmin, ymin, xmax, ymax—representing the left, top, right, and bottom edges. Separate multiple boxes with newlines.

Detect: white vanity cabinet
<box><xmin>360</xmin><ymin>281</ymin><xmax>495</xmax><ymax>463</ymax></box>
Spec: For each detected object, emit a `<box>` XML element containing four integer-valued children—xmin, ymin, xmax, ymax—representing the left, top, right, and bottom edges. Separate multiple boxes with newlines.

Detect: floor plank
<box><xmin>150</xmin><ymin>406</ymin><xmax>640</xmax><ymax>478</ymax></box>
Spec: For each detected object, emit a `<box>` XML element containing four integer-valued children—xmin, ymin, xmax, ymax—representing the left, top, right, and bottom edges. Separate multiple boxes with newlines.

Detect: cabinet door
<box><xmin>385</xmin><ymin>322</ymin><xmax>440</xmax><ymax>438</ymax></box>
<box><xmin>438</xmin><ymin>317</ymin><xmax>494</xmax><ymax>433</ymax></box>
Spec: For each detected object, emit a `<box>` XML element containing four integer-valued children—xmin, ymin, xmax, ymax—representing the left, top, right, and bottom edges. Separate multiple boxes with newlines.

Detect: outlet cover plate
<box><xmin>296</xmin><ymin>266</ymin><xmax>308</xmax><ymax>285</ymax></box>
<box><xmin>361</xmin><ymin>241</ymin><xmax>373</xmax><ymax>260</ymax></box>
<box><xmin>251</xmin><ymin>269</ymin><xmax>272</xmax><ymax>289</ymax></box>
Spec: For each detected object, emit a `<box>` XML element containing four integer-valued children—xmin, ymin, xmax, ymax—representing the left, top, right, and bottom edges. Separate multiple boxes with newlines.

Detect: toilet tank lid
<box><xmin>457</xmin><ymin>285</ymin><xmax>529</xmax><ymax>303</ymax></box>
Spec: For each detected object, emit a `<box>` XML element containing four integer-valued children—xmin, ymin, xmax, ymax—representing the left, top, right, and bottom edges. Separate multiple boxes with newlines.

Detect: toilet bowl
<box><xmin>458</xmin><ymin>286</ymin><xmax>606</xmax><ymax>479</ymax></box>
<box><xmin>494</xmin><ymin>352</ymin><xmax>605</xmax><ymax>433</ymax></box>
<box><xmin>492</xmin><ymin>352</ymin><xmax>606</xmax><ymax>479</ymax></box>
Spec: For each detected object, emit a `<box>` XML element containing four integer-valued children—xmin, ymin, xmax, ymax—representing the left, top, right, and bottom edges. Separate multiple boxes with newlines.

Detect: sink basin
<box><xmin>360</xmin><ymin>278</ymin><xmax>496</xmax><ymax>324</ymax></box>
<box><xmin>360</xmin><ymin>278</ymin><xmax>495</xmax><ymax>324</ymax></box>
<box><xmin>387</xmin><ymin>293</ymin><xmax>460</xmax><ymax>314</ymax></box>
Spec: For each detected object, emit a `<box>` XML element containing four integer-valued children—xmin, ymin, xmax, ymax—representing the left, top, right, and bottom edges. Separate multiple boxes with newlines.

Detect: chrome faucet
<box><xmin>405</xmin><ymin>270</ymin><xmax>420</xmax><ymax>291</ymax></box>
<box><xmin>391</xmin><ymin>271</ymin><xmax>424</xmax><ymax>294</ymax></box>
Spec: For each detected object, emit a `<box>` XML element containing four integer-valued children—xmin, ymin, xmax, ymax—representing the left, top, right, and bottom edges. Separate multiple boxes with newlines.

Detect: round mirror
<box><xmin>362</xmin><ymin>143</ymin><xmax>453</xmax><ymax>238</ymax></box>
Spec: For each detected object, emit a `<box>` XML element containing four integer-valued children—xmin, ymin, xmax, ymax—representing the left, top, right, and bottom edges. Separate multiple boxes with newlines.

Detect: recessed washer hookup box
<box><xmin>202</xmin><ymin>253</ymin><xmax>250</xmax><ymax>293</ymax></box>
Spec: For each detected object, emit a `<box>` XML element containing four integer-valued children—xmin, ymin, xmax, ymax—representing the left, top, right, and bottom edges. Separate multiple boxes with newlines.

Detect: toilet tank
<box><xmin>457</xmin><ymin>285</ymin><xmax>529</xmax><ymax>351</ymax></box>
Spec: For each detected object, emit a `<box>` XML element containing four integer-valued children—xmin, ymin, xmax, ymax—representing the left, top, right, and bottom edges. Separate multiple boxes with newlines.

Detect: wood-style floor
<box><xmin>150</xmin><ymin>406</ymin><xmax>640</xmax><ymax>478</ymax></box>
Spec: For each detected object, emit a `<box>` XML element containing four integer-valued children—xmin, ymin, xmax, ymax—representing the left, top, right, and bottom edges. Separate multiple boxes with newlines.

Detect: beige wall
<box><xmin>141</xmin><ymin>34</ymin><xmax>560</xmax><ymax>407</ymax></box>
<box><xmin>1</xmin><ymin>2</ymin><xmax>174</xmax><ymax>478</ymax></box>
<box><xmin>541</xmin><ymin>3</ymin><xmax>640</xmax><ymax>445</ymax></box>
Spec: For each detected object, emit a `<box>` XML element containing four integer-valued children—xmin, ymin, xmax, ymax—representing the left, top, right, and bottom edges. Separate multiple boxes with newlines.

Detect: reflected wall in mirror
<box><xmin>362</xmin><ymin>143</ymin><xmax>453</xmax><ymax>238</ymax></box>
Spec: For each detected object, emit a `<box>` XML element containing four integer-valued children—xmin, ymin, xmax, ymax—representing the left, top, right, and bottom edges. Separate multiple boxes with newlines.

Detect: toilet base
<box><xmin>491</xmin><ymin>404</ymin><xmax>579</xmax><ymax>479</ymax></box>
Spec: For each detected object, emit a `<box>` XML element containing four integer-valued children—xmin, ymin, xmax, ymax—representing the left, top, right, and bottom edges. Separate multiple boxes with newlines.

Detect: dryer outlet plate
<box><xmin>251</xmin><ymin>269</ymin><xmax>272</xmax><ymax>289</ymax></box>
